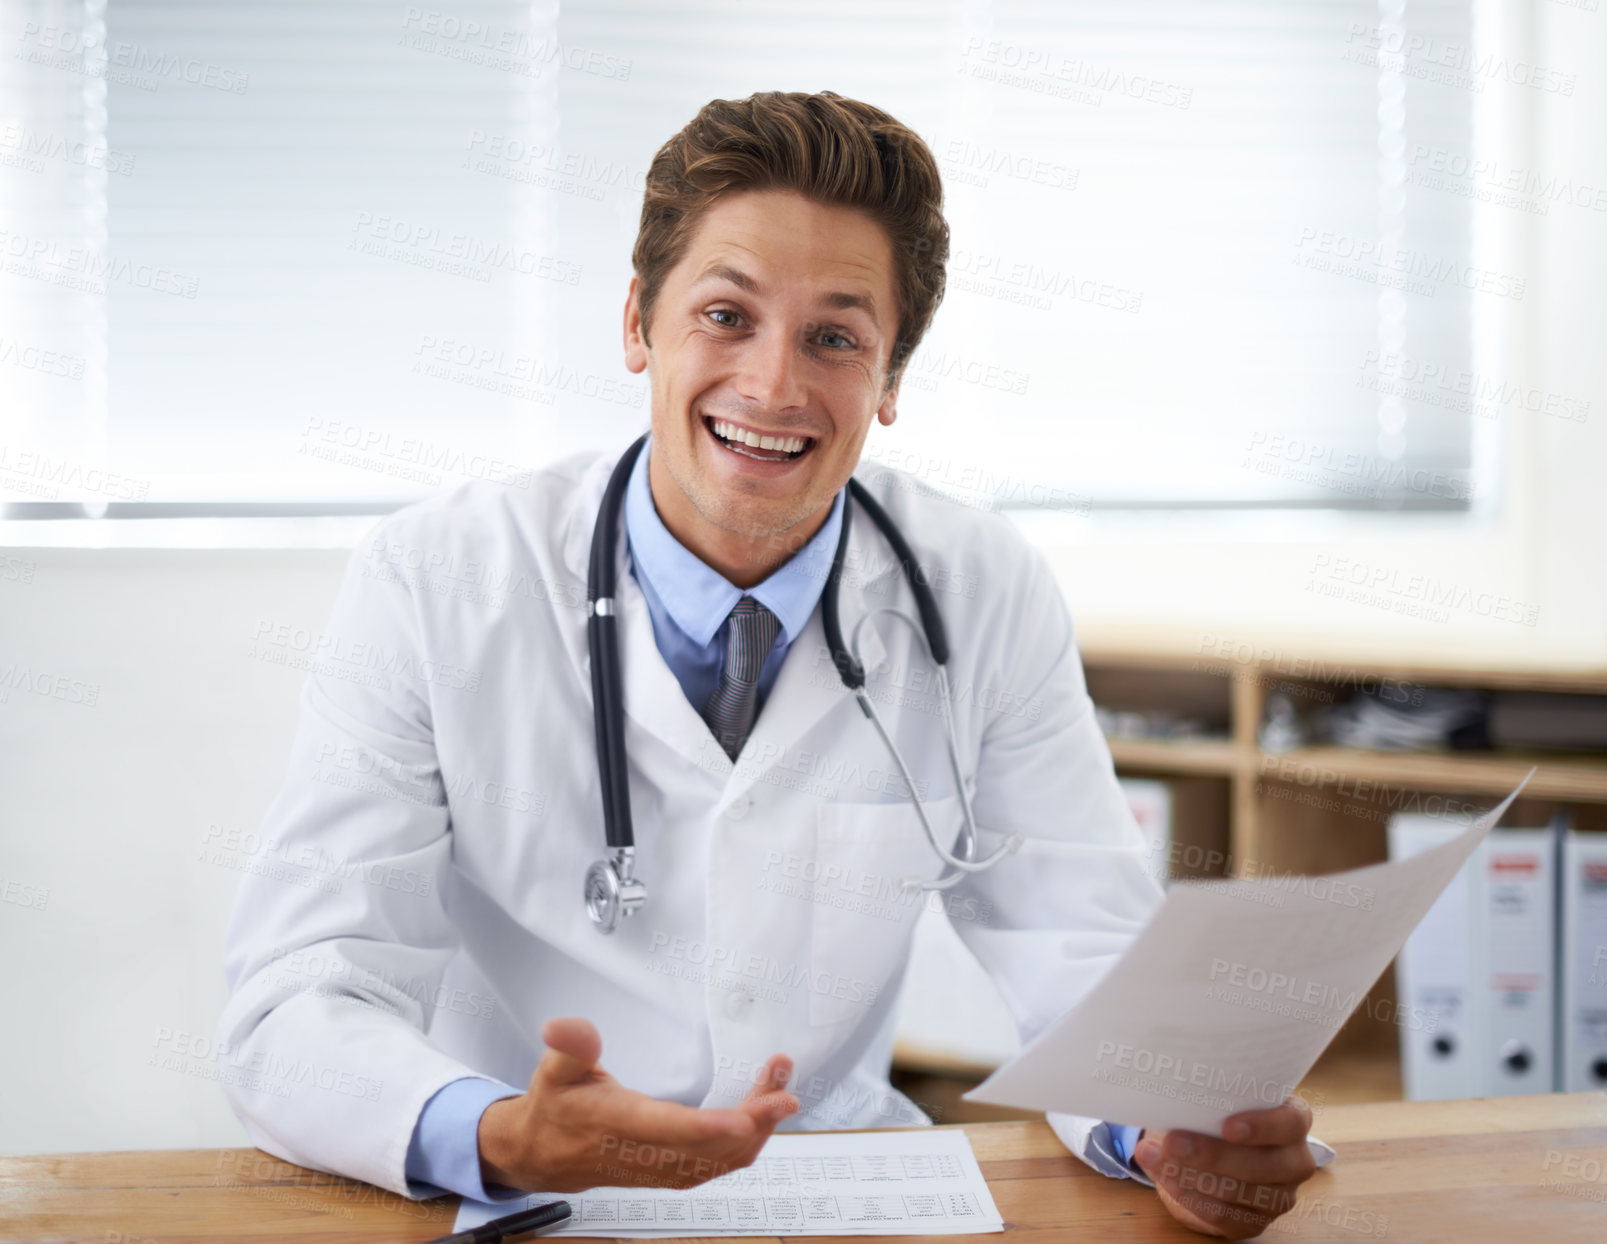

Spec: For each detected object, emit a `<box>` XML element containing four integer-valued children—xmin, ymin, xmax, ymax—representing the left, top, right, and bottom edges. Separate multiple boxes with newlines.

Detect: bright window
<box><xmin>1</xmin><ymin>1</ymin><xmax>1481</xmax><ymax>516</ymax></box>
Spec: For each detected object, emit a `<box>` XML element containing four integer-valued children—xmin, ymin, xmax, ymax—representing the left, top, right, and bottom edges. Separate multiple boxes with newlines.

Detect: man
<box><xmin>219</xmin><ymin>90</ymin><xmax>1320</xmax><ymax>1239</ymax></box>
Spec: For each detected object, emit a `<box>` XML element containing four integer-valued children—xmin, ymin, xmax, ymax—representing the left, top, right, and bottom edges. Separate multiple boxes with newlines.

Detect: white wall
<box><xmin>1</xmin><ymin>5</ymin><xmax>1603</xmax><ymax>1157</ymax></box>
<box><xmin>0</xmin><ymin>549</ymin><xmax>351</xmax><ymax>1153</ymax></box>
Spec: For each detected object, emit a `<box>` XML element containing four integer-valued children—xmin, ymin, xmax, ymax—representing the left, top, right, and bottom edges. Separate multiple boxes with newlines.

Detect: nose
<box><xmin>734</xmin><ymin>325</ymin><xmax>807</xmax><ymax>414</ymax></box>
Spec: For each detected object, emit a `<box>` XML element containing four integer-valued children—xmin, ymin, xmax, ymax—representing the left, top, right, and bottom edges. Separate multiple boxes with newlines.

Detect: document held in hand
<box><xmin>964</xmin><ymin>773</ymin><xmax>1535</xmax><ymax>1134</ymax></box>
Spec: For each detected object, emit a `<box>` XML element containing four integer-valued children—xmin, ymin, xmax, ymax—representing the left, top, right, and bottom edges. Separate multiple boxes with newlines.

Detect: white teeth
<box><xmin>710</xmin><ymin>420</ymin><xmax>808</xmax><ymax>455</ymax></box>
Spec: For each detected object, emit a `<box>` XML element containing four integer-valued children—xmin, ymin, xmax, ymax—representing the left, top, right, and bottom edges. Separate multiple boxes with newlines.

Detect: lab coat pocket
<box><xmin>807</xmin><ymin>796</ymin><xmax>962</xmax><ymax>1028</ymax></box>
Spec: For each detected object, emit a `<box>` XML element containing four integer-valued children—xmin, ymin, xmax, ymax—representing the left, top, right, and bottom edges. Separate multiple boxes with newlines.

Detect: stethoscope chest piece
<box><xmin>585</xmin><ymin>847</ymin><xmax>646</xmax><ymax>934</ymax></box>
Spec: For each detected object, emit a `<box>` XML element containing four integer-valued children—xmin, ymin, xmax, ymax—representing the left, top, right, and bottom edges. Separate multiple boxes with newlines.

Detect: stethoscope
<box><xmin>583</xmin><ymin>433</ymin><xmax>1022</xmax><ymax>933</ymax></box>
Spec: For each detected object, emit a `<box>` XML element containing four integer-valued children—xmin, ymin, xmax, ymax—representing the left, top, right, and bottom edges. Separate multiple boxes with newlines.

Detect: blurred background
<box><xmin>2</xmin><ymin>0</ymin><xmax>1603</xmax><ymax>1154</ymax></box>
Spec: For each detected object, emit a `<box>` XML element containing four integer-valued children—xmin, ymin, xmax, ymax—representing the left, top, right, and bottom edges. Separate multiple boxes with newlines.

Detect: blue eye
<box><xmin>818</xmin><ymin>330</ymin><xmax>854</xmax><ymax>350</ymax></box>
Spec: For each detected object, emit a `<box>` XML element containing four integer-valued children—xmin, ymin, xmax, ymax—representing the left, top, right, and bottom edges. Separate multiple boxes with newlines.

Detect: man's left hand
<box><xmin>1131</xmin><ymin>1096</ymin><xmax>1319</xmax><ymax>1239</ymax></box>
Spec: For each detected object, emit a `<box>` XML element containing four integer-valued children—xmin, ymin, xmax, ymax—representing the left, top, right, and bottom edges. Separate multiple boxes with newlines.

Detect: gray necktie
<box><xmin>703</xmin><ymin>596</ymin><xmax>781</xmax><ymax>760</ymax></box>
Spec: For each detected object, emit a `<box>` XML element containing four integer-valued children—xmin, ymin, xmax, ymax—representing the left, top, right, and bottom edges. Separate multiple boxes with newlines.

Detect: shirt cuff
<box><xmin>404</xmin><ymin>1075</ymin><xmax>525</xmax><ymax>1202</ymax></box>
<box><xmin>1044</xmin><ymin>1112</ymin><xmax>1156</xmax><ymax>1187</ymax></box>
<box><xmin>1109</xmin><ymin>1122</ymin><xmax>1144</xmax><ymax>1170</ymax></box>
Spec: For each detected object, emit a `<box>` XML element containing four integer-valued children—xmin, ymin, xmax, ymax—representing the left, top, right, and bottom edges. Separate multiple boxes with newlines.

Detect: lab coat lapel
<box><xmin>730</xmin><ymin>516</ymin><xmax>899</xmax><ymax>798</ymax></box>
<box><xmin>552</xmin><ymin>450</ymin><xmax>715</xmax><ymax>770</ymax></box>
<box><xmin>616</xmin><ymin>561</ymin><xmax>727</xmax><ymax>769</ymax></box>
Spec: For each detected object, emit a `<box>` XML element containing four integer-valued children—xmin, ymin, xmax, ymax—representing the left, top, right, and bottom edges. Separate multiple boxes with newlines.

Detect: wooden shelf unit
<box><xmin>1085</xmin><ymin>637</ymin><xmax>1607</xmax><ymax>1101</ymax></box>
<box><xmin>891</xmin><ymin>639</ymin><xmax>1607</xmax><ymax>1118</ymax></box>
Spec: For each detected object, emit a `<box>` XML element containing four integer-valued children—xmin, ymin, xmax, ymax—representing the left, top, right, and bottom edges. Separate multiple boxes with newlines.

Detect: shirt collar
<box><xmin>623</xmin><ymin>434</ymin><xmax>844</xmax><ymax>648</ymax></box>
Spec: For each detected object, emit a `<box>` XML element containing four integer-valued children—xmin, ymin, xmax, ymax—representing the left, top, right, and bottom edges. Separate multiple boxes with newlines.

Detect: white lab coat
<box><xmin>217</xmin><ymin>446</ymin><xmax>1166</xmax><ymax>1197</ymax></box>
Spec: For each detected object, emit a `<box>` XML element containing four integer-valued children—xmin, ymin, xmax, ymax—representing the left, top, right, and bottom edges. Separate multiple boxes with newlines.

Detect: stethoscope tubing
<box><xmin>586</xmin><ymin>435</ymin><xmax>645</xmax><ymax>853</ymax></box>
<box><xmin>846</xmin><ymin>609</ymin><xmax>1022</xmax><ymax>890</ymax></box>
<box><xmin>584</xmin><ymin>433</ymin><xmax>1019</xmax><ymax>929</ymax></box>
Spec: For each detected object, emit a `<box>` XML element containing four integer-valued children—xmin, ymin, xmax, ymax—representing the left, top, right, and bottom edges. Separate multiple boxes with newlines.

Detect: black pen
<box><xmin>424</xmin><ymin>1198</ymin><xmax>572</xmax><ymax>1244</ymax></box>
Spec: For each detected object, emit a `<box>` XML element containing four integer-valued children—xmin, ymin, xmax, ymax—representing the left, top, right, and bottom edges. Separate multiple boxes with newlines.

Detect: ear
<box><xmin>623</xmin><ymin>274</ymin><xmax>648</xmax><ymax>374</ymax></box>
<box><xmin>876</xmin><ymin>373</ymin><xmax>900</xmax><ymax>427</ymax></box>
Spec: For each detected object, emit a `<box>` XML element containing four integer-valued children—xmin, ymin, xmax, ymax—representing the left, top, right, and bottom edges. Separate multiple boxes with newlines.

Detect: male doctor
<box><xmin>219</xmin><ymin>90</ymin><xmax>1319</xmax><ymax>1238</ymax></box>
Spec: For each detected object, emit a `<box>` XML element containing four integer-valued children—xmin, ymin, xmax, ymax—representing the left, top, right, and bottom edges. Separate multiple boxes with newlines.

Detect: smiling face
<box><xmin>622</xmin><ymin>188</ymin><xmax>901</xmax><ymax>586</ymax></box>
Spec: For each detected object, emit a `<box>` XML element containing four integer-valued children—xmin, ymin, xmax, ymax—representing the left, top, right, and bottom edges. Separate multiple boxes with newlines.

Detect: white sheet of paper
<box><xmin>964</xmin><ymin>774</ymin><xmax>1533</xmax><ymax>1134</ymax></box>
<box><xmin>451</xmin><ymin>1129</ymin><xmax>1004</xmax><ymax>1237</ymax></box>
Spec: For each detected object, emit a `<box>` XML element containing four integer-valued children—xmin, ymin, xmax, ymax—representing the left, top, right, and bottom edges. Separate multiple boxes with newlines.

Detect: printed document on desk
<box><xmin>451</xmin><ymin>1129</ymin><xmax>1004</xmax><ymax>1237</ymax></box>
<box><xmin>964</xmin><ymin>774</ymin><xmax>1534</xmax><ymax>1135</ymax></box>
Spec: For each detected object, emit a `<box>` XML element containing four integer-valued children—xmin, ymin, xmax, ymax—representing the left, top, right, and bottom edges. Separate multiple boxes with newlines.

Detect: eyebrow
<box><xmin>692</xmin><ymin>261</ymin><xmax>881</xmax><ymax>328</ymax></box>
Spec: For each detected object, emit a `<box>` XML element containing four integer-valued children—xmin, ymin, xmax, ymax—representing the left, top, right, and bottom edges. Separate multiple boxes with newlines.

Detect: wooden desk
<box><xmin>4</xmin><ymin>1094</ymin><xmax>1604</xmax><ymax>1243</ymax></box>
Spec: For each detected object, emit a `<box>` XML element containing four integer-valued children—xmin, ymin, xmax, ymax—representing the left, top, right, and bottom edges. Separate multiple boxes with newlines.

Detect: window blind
<box><xmin>1</xmin><ymin>0</ymin><xmax>1479</xmax><ymax>513</ymax></box>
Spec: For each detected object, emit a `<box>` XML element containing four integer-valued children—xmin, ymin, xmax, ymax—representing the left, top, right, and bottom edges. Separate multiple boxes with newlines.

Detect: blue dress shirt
<box><xmin>620</xmin><ymin>433</ymin><xmax>844</xmax><ymax>712</ymax></box>
<box><xmin>1111</xmin><ymin>1123</ymin><xmax>1142</xmax><ymax>1167</ymax></box>
<box><xmin>402</xmin><ymin>438</ymin><xmax>1143</xmax><ymax>1198</ymax></box>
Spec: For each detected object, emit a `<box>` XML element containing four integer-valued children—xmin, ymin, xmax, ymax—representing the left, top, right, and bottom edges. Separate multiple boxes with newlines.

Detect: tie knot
<box><xmin>702</xmin><ymin>596</ymin><xmax>781</xmax><ymax>760</ymax></box>
<box><xmin>724</xmin><ymin>595</ymin><xmax>781</xmax><ymax>667</ymax></box>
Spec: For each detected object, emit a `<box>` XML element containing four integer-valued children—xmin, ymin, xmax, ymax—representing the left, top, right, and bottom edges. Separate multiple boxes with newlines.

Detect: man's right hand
<box><xmin>478</xmin><ymin>1016</ymin><xmax>799</xmax><ymax>1193</ymax></box>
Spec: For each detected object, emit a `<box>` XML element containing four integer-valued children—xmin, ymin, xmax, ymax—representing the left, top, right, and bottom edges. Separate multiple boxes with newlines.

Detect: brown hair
<box><xmin>631</xmin><ymin>90</ymin><xmax>949</xmax><ymax>392</ymax></box>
